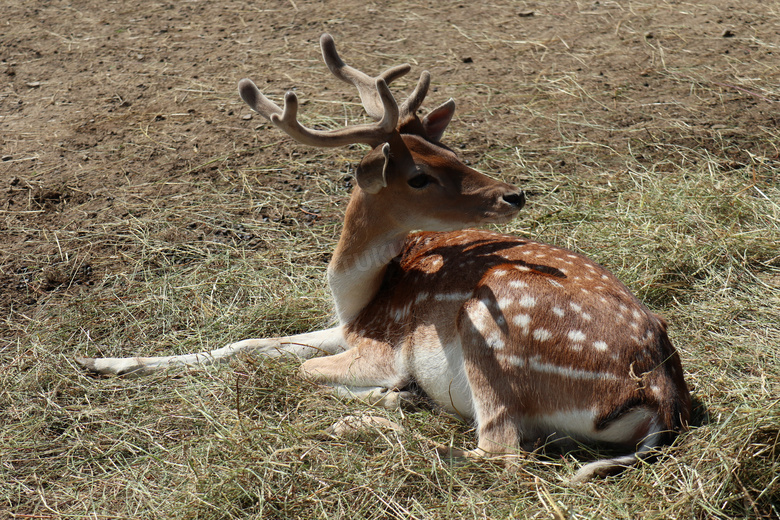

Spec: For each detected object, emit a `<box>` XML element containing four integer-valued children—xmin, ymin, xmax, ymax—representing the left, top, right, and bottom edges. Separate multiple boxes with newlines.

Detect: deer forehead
<box><xmin>403</xmin><ymin>134</ymin><xmax>459</xmax><ymax>162</ymax></box>
<box><xmin>402</xmin><ymin>135</ymin><xmax>482</xmax><ymax>178</ymax></box>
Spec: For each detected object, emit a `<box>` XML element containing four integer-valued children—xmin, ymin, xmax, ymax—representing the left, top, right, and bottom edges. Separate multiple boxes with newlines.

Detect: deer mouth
<box><xmin>477</xmin><ymin>208</ymin><xmax>521</xmax><ymax>226</ymax></box>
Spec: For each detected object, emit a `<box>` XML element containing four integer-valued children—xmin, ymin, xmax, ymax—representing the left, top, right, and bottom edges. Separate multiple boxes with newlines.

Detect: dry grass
<box><xmin>2</xmin><ymin>0</ymin><xmax>780</xmax><ymax>518</ymax></box>
<box><xmin>4</xmin><ymin>136</ymin><xmax>778</xmax><ymax>519</ymax></box>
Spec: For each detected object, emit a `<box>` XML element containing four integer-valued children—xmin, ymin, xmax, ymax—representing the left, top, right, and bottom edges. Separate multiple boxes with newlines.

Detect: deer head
<box><xmin>238</xmin><ymin>34</ymin><xmax>525</xmax><ymax>236</ymax></box>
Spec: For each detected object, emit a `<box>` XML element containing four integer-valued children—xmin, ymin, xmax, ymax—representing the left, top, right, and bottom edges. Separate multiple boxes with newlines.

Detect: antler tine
<box><xmin>238</xmin><ymin>78</ymin><xmax>283</xmax><ymax>121</ymax></box>
<box><xmin>238</xmin><ymin>77</ymin><xmax>399</xmax><ymax>148</ymax></box>
<box><xmin>399</xmin><ymin>70</ymin><xmax>431</xmax><ymax>119</ymax></box>
<box><xmin>320</xmin><ymin>33</ymin><xmax>412</xmax><ymax>120</ymax></box>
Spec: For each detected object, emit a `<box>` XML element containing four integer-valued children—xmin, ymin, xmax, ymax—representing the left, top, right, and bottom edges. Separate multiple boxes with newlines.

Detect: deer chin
<box><xmin>421</xmin><ymin>215</ymin><xmax>516</xmax><ymax>232</ymax></box>
<box><xmin>421</xmin><ymin>208</ymin><xmax>520</xmax><ymax>231</ymax></box>
<box><xmin>478</xmin><ymin>210</ymin><xmax>520</xmax><ymax>225</ymax></box>
<box><xmin>419</xmin><ymin>213</ymin><xmax>516</xmax><ymax>233</ymax></box>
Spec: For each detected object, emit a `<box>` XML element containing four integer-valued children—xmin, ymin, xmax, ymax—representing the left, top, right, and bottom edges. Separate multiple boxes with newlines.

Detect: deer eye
<box><xmin>408</xmin><ymin>173</ymin><xmax>433</xmax><ymax>189</ymax></box>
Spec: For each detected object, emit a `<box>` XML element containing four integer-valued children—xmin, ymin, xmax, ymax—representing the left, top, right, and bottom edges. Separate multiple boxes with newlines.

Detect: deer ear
<box><xmin>355</xmin><ymin>144</ymin><xmax>391</xmax><ymax>194</ymax></box>
<box><xmin>422</xmin><ymin>99</ymin><xmax>456</xmax><ymax>142</ymax></box>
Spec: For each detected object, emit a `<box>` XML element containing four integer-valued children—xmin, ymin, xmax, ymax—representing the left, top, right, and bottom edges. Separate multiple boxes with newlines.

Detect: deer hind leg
<box><xmin>300</xmin><ymin>343</ymin><xmax>412</xmax><ymax>409</ymax></box>
<box><xmin>77</xmin><ymin>326</ymin><xmax>348</xmax><ymax>376</ymax></box>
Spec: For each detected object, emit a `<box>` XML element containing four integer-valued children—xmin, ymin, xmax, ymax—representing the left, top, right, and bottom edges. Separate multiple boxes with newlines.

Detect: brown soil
<box><xmin>2</xmin><ymin>0</ymin><xmax>778</xmax><ymax>333</ymax></box>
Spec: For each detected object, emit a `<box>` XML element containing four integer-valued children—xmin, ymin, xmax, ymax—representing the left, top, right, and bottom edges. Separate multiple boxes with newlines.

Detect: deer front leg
<box><xmin>300</xmin><ymin>343</ymin><xmax>412</xmax><ymax>409</ymax></box>
<box><xmin>456</xmin><ymin>296</ymin><xmax>526</xmax><ymax>457</ymax></box>
<box><xmin>78</xmin><ymin>326</ymin><xmax>347</xmax><ymax>376</ymax></box>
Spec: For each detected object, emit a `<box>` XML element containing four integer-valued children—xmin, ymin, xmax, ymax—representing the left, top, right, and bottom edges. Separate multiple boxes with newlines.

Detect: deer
<box><xmin>77</xmin><ymin>34</ymin><xmax>691</xmax><ymax>483</ymax></box>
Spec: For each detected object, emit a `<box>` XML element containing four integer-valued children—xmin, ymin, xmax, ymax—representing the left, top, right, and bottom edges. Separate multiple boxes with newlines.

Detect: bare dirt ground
<box><xmin>2</xmin><ymin>0</ymin><xmax>779</xmax><ymax>517</ymax></box>
<box><xmin>2</xmin><ymin>0</ymin><xmax>777</xmax><ymax>319</ymax></box>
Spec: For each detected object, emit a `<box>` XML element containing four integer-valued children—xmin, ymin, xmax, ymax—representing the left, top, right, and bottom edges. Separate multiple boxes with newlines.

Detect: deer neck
<box><xmin>327</xmin><ymin>190</ymin><xmax>407</xmax><ymax>324</ymax></box>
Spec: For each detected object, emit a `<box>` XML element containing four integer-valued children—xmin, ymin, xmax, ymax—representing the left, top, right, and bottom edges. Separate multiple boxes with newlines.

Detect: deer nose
<box><xmin>502</xmin><ymin>190</ymin><xmax>526</xmax><ymax>209</ymax></box>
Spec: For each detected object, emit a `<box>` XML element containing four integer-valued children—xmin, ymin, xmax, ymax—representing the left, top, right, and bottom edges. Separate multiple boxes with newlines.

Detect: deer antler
<box><xmin>319</xmin><ymin>33</ymin><xmax>430</xmax><ymax>121</ymax></box>
<box><xmin>238</xmin><ymin>34</ymin><xmax>432</xmax><ymax>149</ymax></box>
<box><xmin>238</xmin><ymin>76</ymin><xmax>398</xmax><ymax>148</ymax></box>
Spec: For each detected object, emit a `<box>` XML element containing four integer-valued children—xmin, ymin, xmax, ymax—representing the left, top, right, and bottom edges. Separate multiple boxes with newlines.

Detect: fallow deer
<box><xmin>78</xmin><ymin>34</ymin><xmax>691</xmax><ymax>483</ymax></box>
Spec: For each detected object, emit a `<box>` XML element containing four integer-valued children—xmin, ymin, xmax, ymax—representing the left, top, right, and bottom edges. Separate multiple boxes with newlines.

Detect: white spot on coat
<box><xmin>533</xmin><ymin>328</ymin><xmax>552</xmax><ymax>341</ymax></box>
<box><xmin>500</xmin><ymin>354</ymin><xmax>525</xmax><ymax>368</ymax></box>
<box><xmin>435</xmin><ymin>292</ymin><xmax>472</xmax><ymax>302</ymax></box>
<box><xmin>518</xmin><ymin>295</ymin><xmax>536</xmax><ymax>308</ymax></box>
<box><xmin>486</xmin><ymin>331</ymin><xmax>505</xmax><ymax>350</ymax></box>
<box><xmin>513</xmin><ymin>313</ymin><xmax>531</xmax><ymax>333</ymax></box>
<box><xmin>528</xmin><ymin>356</ymin><xmax>617</xmax><ymax>381</ymax></box>
<box><xmin>509</xmin><ymin>280</ymin><xmax>528</xmax><ymax>289</ymax></box>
